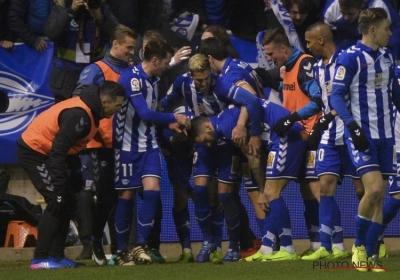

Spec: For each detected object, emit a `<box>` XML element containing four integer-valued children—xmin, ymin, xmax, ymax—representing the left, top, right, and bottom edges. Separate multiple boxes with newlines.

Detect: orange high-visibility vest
<box><xmin>86</xmin><ymin>60</ymin><xmax>121</xmax><ymax>149</ymax></box>
<box><xmin>282</xmin><ymin>54</ymin><xmax>321</xmax><ymax>133</ymax></box>
<box><xmin>21</xmin><ymin>97</ymin><xmax>97</xmax><ymax>155</ymax></box>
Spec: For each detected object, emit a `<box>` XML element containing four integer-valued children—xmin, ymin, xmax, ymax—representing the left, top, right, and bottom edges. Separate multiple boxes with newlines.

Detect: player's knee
<box><xmin>118</xmin><ymin>189</ymin><xmax>134</xmax><ymax>200</ymax></box>
<box><xmin>365</xmin><ymin>185</ymin><xmax>385</xmax><ymax>204</ymax></box>
<box><xmin>319</xmin><ymin>177</ymin><xmax>336</xmax><ymax>196</ymax></box>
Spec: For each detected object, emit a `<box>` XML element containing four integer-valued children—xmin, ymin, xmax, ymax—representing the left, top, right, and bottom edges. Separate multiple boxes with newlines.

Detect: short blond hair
<box><xmin>358</xmin><ymin>7</ymin><xmax>388</xmax><ymax>35</ymax></box>
<box><xmin>189</xmin><ymin>54</ymin><xmax>210</xmax><ymax>74</ymax></box>
<box><xmin>111</xmin><ymin>24</ymin><xmax>137</xmax><ymax>44</ymax></box>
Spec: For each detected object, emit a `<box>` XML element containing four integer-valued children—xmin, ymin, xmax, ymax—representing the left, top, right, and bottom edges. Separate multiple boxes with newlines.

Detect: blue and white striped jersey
<box><xmin>211</xmin><ymin>99</ymin><xmax>304</xmax><ymax>146</ymax></box>
<box><xmin>114</xmin><ymin>64</ymin><xmax>176</xmax><ymax>153</ymax></box>
<box><xmin>314</xmin><ymin>48</ymin><xmax>345</xmax><ymax>145</ymax></box>
<box><xmin>221</xmin><ymin>57</ymin><xmax>265</xmax><ymax>99</ymax></box>
<box><xmin>160</xmin><ymin>72</ymin><xmax>226</xmax><ymax>116</ymax></box>
<box><xmin>394</xmin><ymin>66</ymin><xmax>400</xmax><ymax>152</ymax></box>
<box><xmin>330</xmin><ymin>41</ymin><xmax>396</xmax><ymax>139</ymax></box>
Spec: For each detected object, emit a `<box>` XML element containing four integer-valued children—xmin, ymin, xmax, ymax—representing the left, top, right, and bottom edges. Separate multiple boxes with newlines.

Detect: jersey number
<box><xmin>318</xmin><ymin>149</ymin><xmax>325</xmax><ymax>162</ymax></box>
<box><xmin>122</xmin><ymin>163</ymin><xmax>133</xmax><ymax>177</ymax></box>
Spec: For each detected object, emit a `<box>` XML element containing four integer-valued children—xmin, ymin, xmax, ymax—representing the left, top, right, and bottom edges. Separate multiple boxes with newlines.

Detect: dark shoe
<box><xmin>92</xmin><ymin>241</ymin><xmax>107</xmax><ymax>266</ymax></box>
<box><xmin>116</xmin><ymin>251</ymin><xmax>135</xmax><ymax>266</ymax></box>
<box><xmin>147</xmin><ymin>248</ymin><xmax>166</xmax><ymax>263</ymax></box>
<box><xmin>76</xmin><ymin>243</ymin><xmax>92</xmax><ymax>260</ymax></box>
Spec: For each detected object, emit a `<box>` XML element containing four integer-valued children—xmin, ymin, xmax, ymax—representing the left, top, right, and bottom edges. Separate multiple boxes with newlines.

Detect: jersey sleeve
<box><xmin>77</xmin><ymin>64</ymin><xmax>104</xmax><ymax>86</ymax></box>
<box><xmin>73</xmin><ymin>64</ymin><xmax>104</xmax><ymax>96</ymax></box>
<box><xmin>295</xmin><ymin>57</ymin><xmax>323</xmax><ymax>119</ymax></box>
<box><xmin>118</xmin><ymin>70</ymin><xmax>176</xmax><ymax>124</ymax></box>
<box><xmin>215</xmin><ymin>78</ymin><xmax>262</xmax><ymax>136</ymax></box>
<box><xmin>330</xmin><ymin>50</ymin><xmax>358</xmax><ymax>125</ymax></box>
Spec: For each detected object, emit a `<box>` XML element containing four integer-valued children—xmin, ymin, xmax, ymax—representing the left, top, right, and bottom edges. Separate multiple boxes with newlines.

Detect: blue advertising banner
<box><xmin>0</xmin><ymin>42</ymin><xmax>55</xmax><ymax>164</ymax></box>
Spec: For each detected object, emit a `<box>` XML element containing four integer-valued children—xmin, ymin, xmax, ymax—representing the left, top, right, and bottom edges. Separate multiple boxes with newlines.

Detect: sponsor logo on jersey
<box><xmin>283</xmin><ymin>82</ymin><xmax>296</xmax><ymax>91</ymax></box>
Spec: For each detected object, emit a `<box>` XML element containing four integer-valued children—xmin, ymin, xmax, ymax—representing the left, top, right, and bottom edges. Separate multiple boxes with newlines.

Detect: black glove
<box><xmin>273</xmin><ymin>112</ymin><xmax>301</xmax><ymax>137</ymax></box>
<box><xmin>47</xmin><ymin>189</ymin><xmax>67</xmax><ymax>218</ymax></box>
<box><xmin>347</xmin><ymin>122</ymin><xmax>369</xmax><ymax>152</ymax></box>
<box><xmin>307</xmin><ymin>113</ymin><xmax>336</xmax><ymax>150</ymax></box>
<box><xmin>314</xmin><ymin>112</ymin><xmax>335</xmax><ymax>131</ymax></box>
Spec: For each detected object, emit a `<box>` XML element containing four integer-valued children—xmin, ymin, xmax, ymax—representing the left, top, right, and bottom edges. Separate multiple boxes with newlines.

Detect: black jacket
<box><xmin>0</xmin><ymin>0</ymin><xmax>17</xmax><ymax>42</ymax></box>
<box><xmin>7</xmin><ymin>0</ymin><xmax>51</xmax><ymax>47</ymax></box>
<box><xmin>17</xmin><ymin>86</ymin><xmax>103</xmax><ymax>189</ymax></box>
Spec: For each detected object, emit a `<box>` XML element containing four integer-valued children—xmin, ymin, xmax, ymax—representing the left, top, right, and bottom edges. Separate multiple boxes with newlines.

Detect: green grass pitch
<box><xmin>1</xmin><ymin>254</ymin><xmax>400</xmax><ymax>280</ymax></box>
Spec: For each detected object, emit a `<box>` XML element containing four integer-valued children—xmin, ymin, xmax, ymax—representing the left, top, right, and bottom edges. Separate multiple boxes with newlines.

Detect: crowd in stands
<box><xmin>1</xmin><ymin>0</ymin><xmax>400</xmax><ymax>272</ymax></box>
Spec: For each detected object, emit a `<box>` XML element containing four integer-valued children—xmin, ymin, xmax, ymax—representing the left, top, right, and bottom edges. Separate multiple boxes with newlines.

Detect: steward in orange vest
<box><xmin>70</xmin><ymin>24</ymin><xmax>138</xmax><ymax>264</ymax></box>
<box><xmin>16</xmin><ymin>81</ymin><xmax>124</xmax><ymax>269</ymax></box>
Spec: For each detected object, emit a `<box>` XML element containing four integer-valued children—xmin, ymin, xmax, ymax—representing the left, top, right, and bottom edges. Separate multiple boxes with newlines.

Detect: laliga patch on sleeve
<box><xmin>335</xmin><ymin>66</ymin><xmax>346</xmax><ymax>81</ymax></box>
<box><xmin>130</xmin><ymin>78</ymin><xmax>140</xmax><ymax>91</ymax></box>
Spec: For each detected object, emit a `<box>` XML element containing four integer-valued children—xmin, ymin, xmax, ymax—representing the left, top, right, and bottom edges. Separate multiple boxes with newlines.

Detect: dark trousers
<box><xmin>77</xmin><ymin>149</ymin><xmax>118</xmax><ymax>250</ymax></box>
<box><xmin>17</xmin><ymin>145</ymin><xmax>81</xmax><ymax>259</ymax></box>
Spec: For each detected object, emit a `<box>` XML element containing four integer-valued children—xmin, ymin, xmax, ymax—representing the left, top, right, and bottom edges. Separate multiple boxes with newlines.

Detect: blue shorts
<box><xmin>388</xmin><ymin>153</ymin><xmax>400</xmax><ymax>195</ymax></box>
<box><xmin>266</xmin><ymin>133</ymin><xmax>307</xmax><ymax>179</ymax></box>
<box><xmin>193</xmin><ymin>142</ymin><xmax>241</xmax><ymax>184</ymax></box>
<box><xmin>114</xmin><ymin>148</ymin><xmax>162</xmax><ymax>189</ymax></box>
<box><xmin>316</xmin><ymin>143</ymin><xmax>359</xmax><ymax>181</ymax></box>
<box><xmin>345</xmin><ymin>137</ymin><xmax>396</xmax><ymax>178</ymax></box>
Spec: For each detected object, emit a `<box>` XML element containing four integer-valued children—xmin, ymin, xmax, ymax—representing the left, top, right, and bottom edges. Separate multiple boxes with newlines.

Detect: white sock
<box><xmin>282</xmin><ymin>245</ymin><xmax>295</xmax><ymax>254</ymax></box>
<box><xmin>183</xmin><ymin>248</ymin><xmax>192</xmax><ymax>253</ymax></box>
<box><xmin>332</xmin><ymin>243</ymin><xmax>345</xmax><ymax>251</ymax></box>
<box><xmin>310</xmin><ymin>242</ymin><xmax>321</xmax><ymax>251</ymax></box>
<box><xmin>259</xmin><ymin>245</ymin><xmax>273</xmax><ymax>255</ymax></box>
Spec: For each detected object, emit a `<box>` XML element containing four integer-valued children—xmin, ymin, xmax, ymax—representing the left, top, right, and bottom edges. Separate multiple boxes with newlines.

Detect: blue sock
<box><xmin>193</xmin><ymin>185</ymin><xmax>213</xmax><ymax>243</ymax></box>
<box><xmin>136</xmin><ymin>190</ymin><xmax>160</xmax><ymax>245</ymax></box>
<box><xmin>382</xmin><ymin>196</ymin><xmax>400</xmax><ymax>227</ymax></box>
<box><xmin>173</xmin><ymin>206</ymin><xmax>191</xmax><ymax>250</ymax></box>
<box><xmin>256</xmin><ymin>217</ymin><xmax>264</xmax><ymax>238</ymax></box>
<box><xmin>365</xmin><ymin>222</ymin><xmax>382</xmax><ymax>257</ymax></box>
<box><xmin>219</xmin><ymin>193</ymin><xmax>240</xmax><ymax>251</ymax></box>
<box><xmin>319</xmin><ymin>196</ymin><xmax>334</xmax><ymax>251</ymax></box>
<box><xmin>211</xmin><ymin>205</ymin><xmax>223</xmax><ymax>249</ymax></box>
<box><xmin>262</xmin><ymin>212</ymin><xmax>276</xmax><ymax>248</ymax></box>
<box><xmin>331</xmin><ymin>198</ymin><xmax>344</xmax><ymax>246</ymax></box>
<box><xmin>378</xmin><ymin>196</ymin><xmax>400</xmax><ymax>240</ymax></box>
<box><xmin>355</xmin><ymin>215</ymin><xmax>371</xmax><ymax>247</ymax></box>
<box><xmin>115</xmin><ymin>197</ymin><xmax>134</xmax><ymax>251</ymax></box>
<box><xmin>304</xmin><ymin>199</ymin><xmax>320</xmax><ymax>243</ymax></box>
<box><xmin>270</xmin><ymin>197</ymin><xmax>292</xmax><ymax>247</ymax></box>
